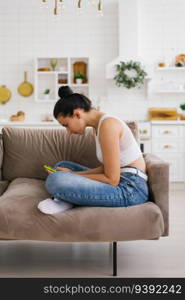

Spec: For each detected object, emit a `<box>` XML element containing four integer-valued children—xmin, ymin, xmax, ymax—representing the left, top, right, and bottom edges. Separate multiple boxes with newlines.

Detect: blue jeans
<box><xmin>45</xmin><ymin>161</ymin><xmax>149</xmax><ymax>207</ymax></box>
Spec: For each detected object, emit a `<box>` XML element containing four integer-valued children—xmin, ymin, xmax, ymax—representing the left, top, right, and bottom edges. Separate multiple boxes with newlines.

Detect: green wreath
<box><xmin>114</xmin><ymin>60</ymin><xmax>147</xmax><ymax>89</ymax></box>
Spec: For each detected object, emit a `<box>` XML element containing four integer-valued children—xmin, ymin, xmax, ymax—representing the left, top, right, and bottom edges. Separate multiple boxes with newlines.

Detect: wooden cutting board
<box><xmin>148</xmin><ymin>108</ymin><xmax>178</xmax><ymax>120</ymax></box>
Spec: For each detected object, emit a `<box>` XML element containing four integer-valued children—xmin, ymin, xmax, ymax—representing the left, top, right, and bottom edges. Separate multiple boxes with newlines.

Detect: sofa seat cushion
<box><xmin>0</xmin><ymin>178</ymin><xmax>164</xmax><ymax>242</ymax></box>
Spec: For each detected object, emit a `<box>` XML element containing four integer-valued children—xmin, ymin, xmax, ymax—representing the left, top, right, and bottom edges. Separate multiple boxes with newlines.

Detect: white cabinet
<box><xmin>34</xmin><ymin>57</ymin><xmax>89</xmax><ymax>102</ymax></box>
<box><xmin>151</xmin><ymin>123</ymin><xmax>185</xmax><ymax>182</ymax></box>
<box><xmin>138</xmin><ymin>122</ymin><xmax>152</xmax><ymax>153</ymax></box>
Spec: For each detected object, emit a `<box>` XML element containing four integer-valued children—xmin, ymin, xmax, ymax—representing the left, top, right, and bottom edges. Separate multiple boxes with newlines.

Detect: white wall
<box><xmin>0</xmin><ymin>0</ymin><xmax>118</xmax><ymax>121</ymax></box>
<box><xmin>1</xmin><ymin>0</ymin><xmax>185</xmax><ymax>122</ymax></box>
<box><xmin>104</xmin><ymin>0</ymin><xmax>185</xmax><ymax>121</ymax></box>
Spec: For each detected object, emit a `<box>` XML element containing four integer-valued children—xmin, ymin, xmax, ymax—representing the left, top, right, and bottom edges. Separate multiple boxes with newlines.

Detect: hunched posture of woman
<box><xmin>38</xmin><ymin>86</ymin><xmax>149</xmax><ymax>214</ymax></box>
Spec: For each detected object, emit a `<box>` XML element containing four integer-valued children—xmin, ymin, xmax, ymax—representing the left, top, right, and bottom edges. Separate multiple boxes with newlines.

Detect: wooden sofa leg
<box><xmin>112</xmin><ymin>241</ymin><xmax>117</xmax><ymax>276</ymax></box>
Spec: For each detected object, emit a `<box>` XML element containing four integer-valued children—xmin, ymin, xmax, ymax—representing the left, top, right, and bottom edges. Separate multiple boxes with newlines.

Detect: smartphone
<box><xmin>43</xmin><ymin>164</ymin><xmax>56</xmax><ymax>173</ymax></box>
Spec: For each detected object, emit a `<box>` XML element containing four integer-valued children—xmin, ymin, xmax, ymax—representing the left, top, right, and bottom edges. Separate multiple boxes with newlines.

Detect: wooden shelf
<box><xmin>156</xmin><ymin>90</ymin><xmax>185</xmax><ymax>94</ymax></box>
<box><xmin>156</xmin><ymin>67</ymin><xmax>185</xmax><ymax>71</ymax></box>
<box><xmin>70</xmin><ymin>84</ymin><xmax>89</xmax><ymax>87</ymax></box>
<box><xmin>37</xmin><ymin>71</ymin><xmax>69</xmax><ymax>74</ymax></box>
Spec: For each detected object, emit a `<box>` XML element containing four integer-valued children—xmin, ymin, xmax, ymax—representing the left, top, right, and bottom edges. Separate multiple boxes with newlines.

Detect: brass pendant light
<box><xmin>54</xmin><ymin>0</ymin><xmax>58</xmax><ymax>15</ymax></box>
<box><xmin>41</xmin><ymin>0</ymin><xmax>103</xmax><ymax>16</ymax></box>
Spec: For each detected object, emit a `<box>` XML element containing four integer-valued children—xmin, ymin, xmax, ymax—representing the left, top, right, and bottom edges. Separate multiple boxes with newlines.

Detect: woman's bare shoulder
<box><xmin>100</xmin><ymin>117</ymin><xmax>124</xmax><ymax>137</ymax></box>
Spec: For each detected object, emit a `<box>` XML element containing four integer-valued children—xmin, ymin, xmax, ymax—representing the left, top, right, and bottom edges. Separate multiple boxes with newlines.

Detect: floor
<box><xmin>0</xmin><ymin>184</ymin><xmax>184</xmax><ymax>278</ymax></box>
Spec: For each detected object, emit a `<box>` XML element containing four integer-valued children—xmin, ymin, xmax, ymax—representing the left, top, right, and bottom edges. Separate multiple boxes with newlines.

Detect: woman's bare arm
<box><xmin>75</xmin><ymin>165</ymin><xmax>104</xmax><ymax>175</ymax></box>
<box><xmin>56</xmin><ymin>165</ymin><xmax>104</xmax><ymax>175</ymax></box>
<box><xmin>81</xmin><ymin>119</ymin><xmax>122</xmax><ymax>186</ymax></box>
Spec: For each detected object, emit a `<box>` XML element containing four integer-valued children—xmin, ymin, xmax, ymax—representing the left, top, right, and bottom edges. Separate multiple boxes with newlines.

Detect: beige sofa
<box><xmin>0</xmin><ymin>125</ymin><xmax>169</xmax><ymax>276</ymax></box>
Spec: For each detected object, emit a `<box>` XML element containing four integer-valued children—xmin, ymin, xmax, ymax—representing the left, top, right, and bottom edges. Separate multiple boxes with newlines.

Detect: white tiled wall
<box><xmin>0</xmin><ymin>0</ymin><xmax>118</xmax><ymax>121</ymax></box>
<box><xmin>1</xmin><ymin>0</ymin><xmax>185</xmax><ymax>122</ymax></box>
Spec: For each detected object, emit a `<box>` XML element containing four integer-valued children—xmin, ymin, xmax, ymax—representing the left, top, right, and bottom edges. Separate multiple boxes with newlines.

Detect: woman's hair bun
<box><xmin>58</xmin><ymin>86</ymin><xmax>74</xmax><ymax>99</ymax></box>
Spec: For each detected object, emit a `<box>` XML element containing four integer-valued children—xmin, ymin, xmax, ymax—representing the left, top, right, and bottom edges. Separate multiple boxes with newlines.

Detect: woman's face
<box><xmin>57</xmin><ymin>110</ymin><xmax>86</xmax><ymax>135</ymax></box>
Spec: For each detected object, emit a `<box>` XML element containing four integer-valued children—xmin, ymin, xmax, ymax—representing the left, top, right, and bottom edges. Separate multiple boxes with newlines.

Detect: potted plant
<box><xmin>43</xmin><ymin>89</ymin><xmax>50</xmax><ymax>100</ymax></box>
<box><xmin>74</xmin><ymin>73</ymin><xmax>85</xmax><ymax>84</ymax></box>
<box><xmin>50</xmin><ymin>59</ymin><xmax>58</xmax><ymax>71</ymax></box>
<box><xmin>180</xmin><ymin>103</ymin><xmax>185</xmax><ymax>116</ymax></box>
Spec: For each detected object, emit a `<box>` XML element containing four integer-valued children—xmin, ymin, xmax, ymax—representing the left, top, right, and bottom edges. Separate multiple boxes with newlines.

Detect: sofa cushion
<box><xmin>0</xmin><ymin>178</ymin><xmax>164</xmax><ymax>242</ymax></box>
<box><xmin>0</xmin><ymin>180</ymin><xmax>9</xmax><ymax>196</ymax></box>
<box><xmin>2</xmin><ymin>127</ymin><xmax>100</xmax><ymax>181</ymax></box>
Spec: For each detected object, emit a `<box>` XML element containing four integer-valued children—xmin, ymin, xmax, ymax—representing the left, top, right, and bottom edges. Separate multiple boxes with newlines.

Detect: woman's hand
<box><xmin>45</xmin><ymin>169</ymin><xmax>53</xmax><ymax>175</ymax></box>
<box><xmin>44</xmin><ymin>167</ymin><xmax>72</xmax><ymax>175</ymax></box>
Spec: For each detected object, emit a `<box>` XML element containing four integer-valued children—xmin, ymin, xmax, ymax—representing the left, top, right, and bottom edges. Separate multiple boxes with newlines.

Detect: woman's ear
<box><xmin>73</xmin><ymin>109</ymin><xmax>82</xmax><ymax>119</ymax></box>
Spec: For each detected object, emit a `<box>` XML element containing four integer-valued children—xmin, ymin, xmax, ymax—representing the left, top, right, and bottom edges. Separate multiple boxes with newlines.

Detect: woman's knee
<box><xmin>45</xmin><ymin>171</ymin><xmax>73</xmax><ymax>194</ymax></box>
<box><xmin>45</xmin><ymin>171</ymin><xmax>61</xmax><ymax>194</ymax></box>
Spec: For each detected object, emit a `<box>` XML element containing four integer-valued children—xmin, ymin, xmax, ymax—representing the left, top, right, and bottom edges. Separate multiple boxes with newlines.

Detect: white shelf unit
<box><xmin>35</xmin><ymin>57</ymin><xmax>89</xmax><ymax>102</ymax></box>
<box><xmin>153</xmin><ymin>66</ymin><xmax>185</xmax><ymax>94</ymax></box>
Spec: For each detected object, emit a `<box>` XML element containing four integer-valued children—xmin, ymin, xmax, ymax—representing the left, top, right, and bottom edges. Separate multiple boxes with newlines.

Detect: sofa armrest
<box><xmin>144</xmin><ymin>153</ymin><xmax>169</xmax><ymax>237</ymax></box>
<box><xmin>0</xmin><ymin>180</ymin><xmax>9</xmax><ymax>196</ymax></box>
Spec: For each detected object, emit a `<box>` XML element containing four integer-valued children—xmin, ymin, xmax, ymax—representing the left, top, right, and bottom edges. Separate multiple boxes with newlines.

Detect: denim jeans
<box><xmin>45</xmin><ymin>161</ymin><xmax>149</xmax><ymax>207</ymax></box>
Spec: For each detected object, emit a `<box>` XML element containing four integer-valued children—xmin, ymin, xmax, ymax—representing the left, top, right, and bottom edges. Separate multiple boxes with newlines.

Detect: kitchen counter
<box><xmin>151</xmin><ymin>120</ymin><xmax>185</xmax><ymax>125</ymax></box>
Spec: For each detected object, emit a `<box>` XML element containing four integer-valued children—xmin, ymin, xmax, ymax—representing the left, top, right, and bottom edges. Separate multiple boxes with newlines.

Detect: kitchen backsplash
<box><xmin>1</xmin><ymin>0</ymin><xmax>185</xmax><ymax>122</ymax></box>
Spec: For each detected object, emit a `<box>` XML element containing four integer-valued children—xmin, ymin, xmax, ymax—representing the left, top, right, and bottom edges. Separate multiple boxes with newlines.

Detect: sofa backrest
<box><xmin>1</xmin><ymin>122</ymin><xmax>139</xmax><ymax>181</ymax></box>
<box><xmin>0</xmin><ymin>134</ymin><xmax>3</xmax><ymax>180</ymax></box>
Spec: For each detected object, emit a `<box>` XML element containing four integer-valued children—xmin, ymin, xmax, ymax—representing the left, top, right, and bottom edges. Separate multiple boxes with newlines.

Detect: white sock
<box><xmin>37</xmin><ymin>198</ymin><xmax>74</xmax><ymax>214</ymax></box>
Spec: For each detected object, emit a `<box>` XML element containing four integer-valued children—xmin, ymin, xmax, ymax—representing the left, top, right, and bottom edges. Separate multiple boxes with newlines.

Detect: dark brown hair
<box><xmin>53</xmin><ymin>86</ymin><xmax>92</xmax><ymax>118</ymax></box>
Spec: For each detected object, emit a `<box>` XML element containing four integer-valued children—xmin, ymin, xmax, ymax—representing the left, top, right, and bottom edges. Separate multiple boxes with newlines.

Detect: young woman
<box><xmin>38</xmin><ymin>86</ymin><xmax>149</xmax><ymax>214</ymax></box>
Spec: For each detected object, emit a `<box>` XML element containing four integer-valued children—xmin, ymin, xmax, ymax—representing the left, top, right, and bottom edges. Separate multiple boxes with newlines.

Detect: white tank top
<box><xmin>95</xmin><ymin>114</ymin><xmax>142</xmax><ymax>166</ymax></box>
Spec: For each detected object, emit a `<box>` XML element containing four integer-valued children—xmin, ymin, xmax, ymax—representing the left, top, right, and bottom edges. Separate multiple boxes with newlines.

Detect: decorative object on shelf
<box><xmin>38</xmin><ymin>67</ymin><xmax>51</xmax><ymax>71</ymax></box>
<box><xmin>180</xmin><ymin>103</ymin><xmax>185</xmax><ymax>111</ymax></box>
<box><xmin>175</xmin><ymin>54</ymin><xmax>185</xmax><ymax>67</ymax></box>
<box><xmin>58</xmin><ymin>74</ymin><xmax>68</xmax><ymax>84</ymax></box>
<box><xmin>43</xmin><ymin>89</ymin><xmax>50</xmax><ymax>100</ymax></box>
<box><xmin>50</xmin><ymin>59</ymin><xmax>58</xmax><ymax>71</ymax></box>
<box><xmin>148</xmin><ymin>108</ymin><xmax>178</xmax><ymax>120</ymax></box>
<box><xmin>9</xmin><ymin>111</ymin><xmax>25</xmax><ymax>122</ymax></box>
<box><xmin>58</xmin><ymin>78</ymin><xmax>68</xmax><ymax>84</ymax></box>
<box><xmin>114</xmin><ymin>61</ymin><xmax>147</xmax><ymax>89</ymax></box>
<box><xmin>158</xmin><ymin>62</ymin><xmax>166</xmax><ymax>68</ymax></box>
<box><xmin>74</xmin><ymin>73</ymin><xmax>85</xmax><ymax>84</ymax></box>
<box><xmin>42</xmin><ymin>113</ymin><xmax>54</xmax><ymax>122</ymax></box>
<box><xmin>73</xmin><ymin>61</ymin><xmax>87</xmax><ymax>83</ymax></box>
<box><xmin>0</xmin><ymin>85</ymin><xmax>11</xmax><ymax>104</ymax></box>
<box><xmin>180</xmin><ymin>103</ymin><xmax>185</xmax><ymax>119</ymax></box>
<box><xmin>40</xmin><ymin>0</ymin><xmax>103</xmax><ymax>16</ymax></box>
<box><xmin>17</xmin><ymin>72</ymin><xmax>34</xmax><ymax>97</ymax></box>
